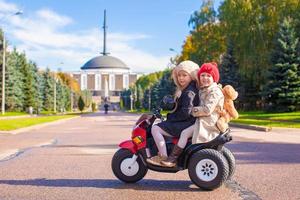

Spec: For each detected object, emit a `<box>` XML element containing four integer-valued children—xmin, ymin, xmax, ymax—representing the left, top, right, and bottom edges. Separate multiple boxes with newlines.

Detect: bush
<box><xmin>92</xmin><ymin>102</ymin><xmax>97</xmax><ymax>112</ymax></box>
<box><xmin>78</xmin><ymin>96</ymin><xmax>85</xmax><ymax>112</ymax></box>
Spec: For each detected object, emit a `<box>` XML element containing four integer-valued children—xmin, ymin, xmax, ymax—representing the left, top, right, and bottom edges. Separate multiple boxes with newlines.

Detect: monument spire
<box><xmin>101</xmin><ymin>9</ymin><xmax>109</xmax><ymax>55</ymax></box>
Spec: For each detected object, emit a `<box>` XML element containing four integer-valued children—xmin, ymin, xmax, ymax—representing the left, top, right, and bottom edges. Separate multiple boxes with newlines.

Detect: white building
<box><xmin>71</xmin><ymin>55</ymin><xmax>141</xmax><ymax>104</ymax></box>
<box><xmin>69</xmin><ymin>10</ymin><xmax>142</xmax><ymax>104</ymax></box>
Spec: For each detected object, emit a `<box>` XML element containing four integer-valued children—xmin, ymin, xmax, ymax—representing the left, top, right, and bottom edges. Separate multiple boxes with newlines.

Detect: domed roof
<box><xmin>81</xmin><ymin>55</ymin><xmax>129</xmax><ymax>70</ymax></box>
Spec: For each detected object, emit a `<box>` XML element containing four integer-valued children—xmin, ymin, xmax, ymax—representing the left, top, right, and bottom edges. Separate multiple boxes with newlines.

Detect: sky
<box><xmin>0</xmin><ymin>0</ymin><xmax>222</xmax><ymax>74</ymax></box>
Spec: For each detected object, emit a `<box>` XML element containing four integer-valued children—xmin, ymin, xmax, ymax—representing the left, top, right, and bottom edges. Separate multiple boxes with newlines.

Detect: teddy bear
<box><xmin>216</xmin><ymin>85</ymin><xmax>239</xmax><ymax>132</ymax></box>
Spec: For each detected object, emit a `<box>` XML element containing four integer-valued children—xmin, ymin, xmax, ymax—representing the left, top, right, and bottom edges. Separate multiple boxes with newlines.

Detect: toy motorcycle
<box><xmin>111</xmin><ymin>97</ymin><xmax>235</xmax><ymax>190</ymax></box>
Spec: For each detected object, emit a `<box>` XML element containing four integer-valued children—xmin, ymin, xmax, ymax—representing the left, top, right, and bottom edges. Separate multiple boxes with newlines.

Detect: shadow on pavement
<box><xmin>0</xmin><ymin>178</ymin><xmax>203</xmax><ymax>192</ymax></box>
<box><xmin>225</xmin><ymin>141</ymin><xmax>300</xmax><ymax>164</ymax></box>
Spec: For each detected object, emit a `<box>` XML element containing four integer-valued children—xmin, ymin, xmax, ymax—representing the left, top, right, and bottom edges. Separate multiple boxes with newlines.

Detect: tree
<box><xmin>180</xmin><ymin>0</ymin><xmax>225</xmax><ymax>64</ymax></box>
<box><xmin>22</xmin><ymin>60</ymin><xmax>38</xmax><ymax>111</ymax></box>
<box><xmin>81</xmin><ymin>90</ymin><xmax>92</xmax><ymax>108</ymax></box>
<box><xmin>219</xmin><ymin>39</ymin><xmax>244</xmax><ymax>109</ymax></box>
<box><xmin>188</xmin><ymin>0</ymin><xmax>216</xmax><ymax>29</ymax></box>
<box><xmin>35</xmin><ymin>70</ymin><xmax>44</xmax><ymax>114</ymax></box>
<box><xmin>5</xmin><ymin>48</ymin><xmax>24</xmax><ymax>111</ymax></box>
<box><xmin>218</xmin><ymin>0</ymin><xmax>300</xmax><ymax>109</ymax></box>
<box><xmin>219</xmin><ymin>40</ymin><xmax>240</xmax><ymax>89</ymax></box>
<box><xmin>121</xmin><ymin>89</ymin><xmax>132</xmax><ymax>110</ymax></box>
<box><xmin>91</xmin><ymin>102</ymin><xmax>97</xmax><ymax>112</ymax></box>
<box><xmin>43</xmin><ymin>68</ymin><xmax>54</xmax><ymax>111</ymax></box>
<box><xmin>56</xmin><ymin>80</ymin><xmax>64</xmax><ymax>112</ymax></box>
<box><xmin>57</xmin><ymin>72</ymin><xmax>80</xmax><ymax>93</ymax></box>
<box><xmin>78</xmin><ymin>96</ymin><xmax>85</xmax><ymax>112</ymax></box>
<box><xmin>151</xmin><ymin>69</ymin><xmax>176</xmax><ymax>109</ymax></box>
<box><xmin>135</xmin><ymin>84</ymin><xmax>143</xmax><ymax>110</ymax></box>
<box><xmin>264</xmin><ymin>17</ymin><xmax>300</xmax><ymax>112</ymax></box>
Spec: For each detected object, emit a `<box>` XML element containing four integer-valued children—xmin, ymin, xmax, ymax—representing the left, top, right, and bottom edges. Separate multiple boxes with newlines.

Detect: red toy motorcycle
<box><xmin>112</xmin><ymin>101</ymin><xmax>235</xmax><ymax>190</ymax></box>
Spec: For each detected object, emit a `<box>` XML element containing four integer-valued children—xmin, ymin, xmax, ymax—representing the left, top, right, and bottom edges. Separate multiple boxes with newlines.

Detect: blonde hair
<box><xmin>171</xmin><ymin>60</ymin><xmax>199</xmax><ymax>96</ymax></box>
<box><xmin>170</xmin><ymin>60</ymin><xmax>199</xmax><ymax>113</ymax></box>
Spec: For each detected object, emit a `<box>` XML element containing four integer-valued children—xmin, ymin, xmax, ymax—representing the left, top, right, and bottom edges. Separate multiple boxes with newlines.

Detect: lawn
<box><xmin>0</xmin><ymin>112</ymin><xmax>28</xmax><ymax>117</ymax></box>
<box><xmin>127</xmin><ymin>110</ymin><xmax>300</xmax><ymax>128</ymax></box>
<box><xmin>232</xmin><ymin>111</ymin><xmax>300</xmax><ymax>128</ymax></box>
<box><xmin>0</xmin><ymin>114</ymin><xmax>78</xmax><ymax>131</ymax></box>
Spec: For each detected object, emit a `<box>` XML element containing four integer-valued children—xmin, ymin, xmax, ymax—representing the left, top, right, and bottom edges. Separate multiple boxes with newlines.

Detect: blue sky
<box><xmin>0</xmin><ymin>0</ymin><xmax>222</xmax><ymax>73</ymax></box>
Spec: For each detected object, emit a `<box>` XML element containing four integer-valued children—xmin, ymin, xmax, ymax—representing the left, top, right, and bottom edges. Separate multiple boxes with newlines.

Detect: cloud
<box><xmin>36</xmin><ymin>9</ymin><xmax>73</xmax><ymax>27</ymax></box>
<box><xmin>1</xmin><ymin>0</ymin><xmax>171</xmax><ymax>74</ymax></box>
<box><xmin>0</xmin><ymin>0</ymin><xmax>18</xmax><ymax>13</ymax></box>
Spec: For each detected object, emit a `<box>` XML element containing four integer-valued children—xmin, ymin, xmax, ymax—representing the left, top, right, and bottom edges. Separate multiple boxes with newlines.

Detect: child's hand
<box><xmin>192</xmin><ymin>107</ymin><xmax>199</xmax><ymax>113</ymax></box>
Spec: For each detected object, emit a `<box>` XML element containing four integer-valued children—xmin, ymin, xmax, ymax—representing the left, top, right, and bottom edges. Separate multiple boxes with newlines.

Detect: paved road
<box><xmin>0</xmin><ymin>112</ymin><xmax>299</xmax><ymax>200</ymax></box>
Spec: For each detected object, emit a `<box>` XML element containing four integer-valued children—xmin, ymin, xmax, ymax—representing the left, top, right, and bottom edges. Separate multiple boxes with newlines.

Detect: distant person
<box><xmin>104</xmin><ymin>103</ymin><xmax>109</xmax><ymax>114</ymax></box>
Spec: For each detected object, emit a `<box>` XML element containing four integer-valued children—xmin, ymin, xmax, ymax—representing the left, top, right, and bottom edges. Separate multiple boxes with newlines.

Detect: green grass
<box><xmin>0</xmin><ymin>114</ymin><xmax>78</xmax><ymax>131</ymax></box>
<box><xmin>39</xmin><ymin>110</ymin><xmax>57</xmax><ymax>115</ymax></box>
<box><xmin>0</xmin><ymin>112</ymin><xmax>28</xmax><ymax>117</ymax></box>
<box><xmin>126</xmin><ymin>109</ymin><xmax>300</xmax><ymax>128</ymax></box>
<box><xmin>232</xmin><ymin>111</ymin><xmax>300</xmax><ymax>128</ymax></box>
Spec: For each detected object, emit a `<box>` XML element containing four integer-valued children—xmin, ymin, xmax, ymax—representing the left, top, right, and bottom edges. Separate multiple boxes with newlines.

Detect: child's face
<box><xmin>177</xmin><ymin>70</ymin><xmax>192</xmax><ymax>89</ymax></box>
<box><xmin>199</xmin><ymin>72</ymin><xmax>214</xmax><ymax>87</ymax></box>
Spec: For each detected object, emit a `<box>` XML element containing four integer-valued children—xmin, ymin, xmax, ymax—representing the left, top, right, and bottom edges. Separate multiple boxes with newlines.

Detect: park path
<box><xmin>0</xmin><ymin>111</ymin><xmax>299</xmax><ymax>200</ymax></box>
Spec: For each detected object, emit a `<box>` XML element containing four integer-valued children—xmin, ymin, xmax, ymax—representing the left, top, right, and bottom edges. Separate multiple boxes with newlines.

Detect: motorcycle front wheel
<box><xmin>111</xmin><ymin>148</ymin><xmax>148</xmax><ymax>183</ymax></box>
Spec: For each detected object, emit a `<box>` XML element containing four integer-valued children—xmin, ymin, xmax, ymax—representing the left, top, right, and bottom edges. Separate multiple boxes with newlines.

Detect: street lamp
<box><xmin>53</xmin><ymin>75</ymin><xmax>57</xmax><ymax>113</ymax></box>
<box><xmin>53</xmin><ymin>63</ymin><xmax>63</xmax><ymax>113</ymax></box>
<box><xmin>169</xmin><ymin>48</ymin><xmax>177</xmax><ymax>52</ymax></box>
<box><xmin>1</xmin><ymin>11</ymin><xmax>23</xmax><ymax>115</ymax></box>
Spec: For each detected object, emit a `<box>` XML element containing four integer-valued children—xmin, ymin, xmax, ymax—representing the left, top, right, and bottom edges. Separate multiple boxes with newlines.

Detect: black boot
<box><xmin>161</xmin><ymin>145</ymin><xmax>183</xmax><ymax>167</ymax></box>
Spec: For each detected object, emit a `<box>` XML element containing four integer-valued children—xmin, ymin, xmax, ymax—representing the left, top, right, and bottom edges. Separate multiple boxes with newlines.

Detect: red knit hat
<box><xmin>198</xmin><ymin>62</ymin><xmax>220</xmax><ymax>82</ymax></box>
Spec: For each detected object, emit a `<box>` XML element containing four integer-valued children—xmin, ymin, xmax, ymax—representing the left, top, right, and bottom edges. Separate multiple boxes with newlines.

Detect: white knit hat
<box><xmin>172</xmin><ymin>60</ymin><xmax>199</xmax><ymax>88</ymax></box>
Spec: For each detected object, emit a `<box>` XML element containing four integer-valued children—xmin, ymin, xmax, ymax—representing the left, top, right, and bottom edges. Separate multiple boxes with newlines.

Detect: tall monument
<box><xmin>70</xmin><ymin>10</ymin><xmax>142</xmax><ymax>106</ymax></box>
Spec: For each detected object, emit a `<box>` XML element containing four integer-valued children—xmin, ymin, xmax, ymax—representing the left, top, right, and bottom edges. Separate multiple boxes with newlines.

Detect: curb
<box><xmin>230</xmin><ymin>122</ymin><xmax>272</xmax><ymax>132</ymax></box>
<box><xmin>0</xmin><ymin>139</ymin><xmax>57</xmax><ymax>162</ymax></box>
<box><xmin>0</xmin><ymin>116</ymin><xmax>80</xmax><ymax>135</ymax></box>
<box><xmin>0</xmin><ymin>149</ymin><xmax>20</xmax><ymax>162</ymax></box>
<box><xmin>0</xmin><ymin>115</ymin><xmax>31</xmax><ymax>120</ymax></box>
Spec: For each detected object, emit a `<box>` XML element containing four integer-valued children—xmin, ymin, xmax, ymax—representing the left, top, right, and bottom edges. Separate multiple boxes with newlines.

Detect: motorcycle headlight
<box><xmin>132</xmin><ymin>136</ymin><xmax>144</xmax><ymax>145</ymax></box>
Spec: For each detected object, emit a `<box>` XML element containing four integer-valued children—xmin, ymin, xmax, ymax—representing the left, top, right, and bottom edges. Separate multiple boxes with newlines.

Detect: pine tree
<box><xmin>22</xmin><ymin>60</ymin><xmax>38</xmax><ymax>111</ymax></box>
<box><xmin>150</xmin><ymin>82</ymin><xmax>160</xmax><ymax>110</ymax></box>
<box><xmin>150</xmin><ymin>69</ymin><xmax>176</xmax><ymax>110</ymax></box>
<box><xmin>78</xmin><ymin>96</ymin><xmax>85</xmax><ymax>112</ymax></box>
<box><xmin>219</xmin><ymin>40</ymin><xmax>240</xmax><ymax>89</ymax></box>
<box><xmin>34</xmin><ymin>67</ymin><xmax>44</xmax><ymax>114</ymax></box>
<box><xmin>5</xmin><ymin>48</ymin><xmax>24</xmax><ymax>111</ymax></box>
<box><xmin>43</xmin><ymin>68</ymin><xmax>54</xmax><ymax>111</ymax></box>
<box><xmin>264</xmin><ymin>17</ymin><xmax>300</xmax><ymax>112</ymax></box>
<box><xmin>219</xmin><ymin>40</ymin><xmax>244</xmax><ymax>109</ymax></box>
<box><xmin>56</xmin><ymin>80</ymin><xmax>70</xmax><ymax>112</ymax></box>
<box><xmin>62</xmin><ymin>85</ymin><xmax>71</xmax><ymax>112</ymax></box>
<box><xmin>135</xmin><ymin>84</ymin><xmax>143</xmax><ymax>110</ymax></box>
<box><xmin>158</xmin><ymin>70</ymin><xmax>175</xmax><ymax>96</ymax></box>
<box><xmin>0</xmin><ymin>30</ymin><xmax>6</xmax><ymax>108</ymax></box>
<box><xmin>142</xmin><ymin>88</ymin><xmax>150</xmax><ymax>110</ymax></box>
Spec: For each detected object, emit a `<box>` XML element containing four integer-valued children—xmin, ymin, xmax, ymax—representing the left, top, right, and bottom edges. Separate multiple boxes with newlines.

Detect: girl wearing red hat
<box><xmin>191</xmin><ymin>62</ymin><xmax>224</xmax><ymax>144</ymax></box>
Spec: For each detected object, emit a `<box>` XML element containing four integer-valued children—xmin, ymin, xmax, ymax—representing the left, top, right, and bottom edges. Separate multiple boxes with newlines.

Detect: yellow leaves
<box><xmin>181</xmin><ymin>21</ymin><xmax>226</xmax><ymax>64</ymax></box>
<box><xmin>56</xmin><ymin>72</ymin><xmax>80</xmax><ymax>92</ymax></box>
<box><xmin>181</xmin><ymin>35</ymin><xmax>196</xmax><ymax>60</ymax></box>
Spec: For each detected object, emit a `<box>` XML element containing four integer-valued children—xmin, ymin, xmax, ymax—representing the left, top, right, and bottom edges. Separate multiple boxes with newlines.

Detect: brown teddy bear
<box><xmin>216</xmin><ymin>85</ymin><xmax>239</xmax><ymax>132</ymax></box>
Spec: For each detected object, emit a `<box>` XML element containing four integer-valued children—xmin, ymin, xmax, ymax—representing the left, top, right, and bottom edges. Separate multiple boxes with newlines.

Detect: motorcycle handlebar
<box><xmin>152</xmin><ymin>107</ymin><xmax>164</xmax><ymax>120</ymax></box>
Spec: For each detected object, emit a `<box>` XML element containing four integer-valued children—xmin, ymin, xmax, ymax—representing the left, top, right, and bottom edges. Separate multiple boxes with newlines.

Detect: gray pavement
<box><xmin>0</xmin><ymin>111</ymin><xmax>299</xmax><ymax>200</ymax></box>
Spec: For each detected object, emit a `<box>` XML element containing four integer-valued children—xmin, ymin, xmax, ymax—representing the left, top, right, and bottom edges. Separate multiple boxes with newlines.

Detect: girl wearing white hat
<box><xmin>146</xmin><ymin>60</ymin><xmax>199</xmax><ymax>166</ymax></box>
